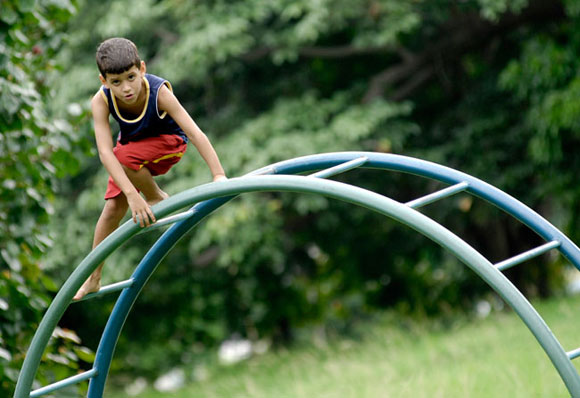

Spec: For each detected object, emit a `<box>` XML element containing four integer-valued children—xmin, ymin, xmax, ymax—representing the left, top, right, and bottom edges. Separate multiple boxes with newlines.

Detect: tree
<box><xmin>0</xmin><ymin>0</ymin><xmax>92</xmax><ymax>395</ymax></box>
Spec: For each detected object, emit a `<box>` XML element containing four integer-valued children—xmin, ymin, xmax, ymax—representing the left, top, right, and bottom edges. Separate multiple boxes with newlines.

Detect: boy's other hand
<box><xmin>126</xmin><ymin>191</ymin><xmax>156</xmax><ymax>227</ymax></box>
<box><xmin>213</xmin><ymin>174</ymin><xmax>228</xmax><ymax>182</ymax></box>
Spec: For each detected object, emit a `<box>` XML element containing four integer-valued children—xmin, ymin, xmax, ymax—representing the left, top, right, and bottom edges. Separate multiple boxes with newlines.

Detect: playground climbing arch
<box><xmin>14</xmin><ymin>152</ymin><xmax>580</xmax><ymax>397</ymax></box>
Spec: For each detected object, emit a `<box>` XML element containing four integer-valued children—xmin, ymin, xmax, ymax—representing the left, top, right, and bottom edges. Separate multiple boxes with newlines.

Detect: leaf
<box><xmin>10</xmin><ymin>29</ymin><xmax>30</xmax><ymax>45</ymax></box>
<box><xmin>73</xmin><ymin>346</ymin><xmax>96</xmax><ymax>363</ymax></box>
<box><xmin>0</xmin><ymin>347</ymin><xmax>12</xmax><ymax>362</ymax></box>
<box><xmin>16</xmin><ymin>0</ymin><xmax>36</xmax><ymax>12</ymax></box>
<box><xmin>53</xmin><ymin>327</ymin><xmax>82</xmax><ymax>344</ymax></box>
<box><xmin>0</xmin><ymin>6</ymin><xmax>18</xmax><ymax>24</ymax></box>
<box><xmin>0</xmin><ymin>248</ymin><xmax>21</xmax><ymax>272</ymax></box>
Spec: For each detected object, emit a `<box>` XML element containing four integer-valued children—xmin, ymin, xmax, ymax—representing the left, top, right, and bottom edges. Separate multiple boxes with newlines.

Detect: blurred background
<box><xmin>3</xmin><ymin>0</ymin><xmax>580</xmax><ymax>396</ymax></box>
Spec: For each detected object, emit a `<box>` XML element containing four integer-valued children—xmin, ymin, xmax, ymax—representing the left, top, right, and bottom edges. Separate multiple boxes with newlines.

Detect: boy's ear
<box><xmin>99</xmin><ymin>74</ymin><xmax>108</xmax><ymax>87</ymax></box>
<box><xmin>140</xmin><ymin>60</ymin><xmax>146</xmax><ymax>74</ymax></box>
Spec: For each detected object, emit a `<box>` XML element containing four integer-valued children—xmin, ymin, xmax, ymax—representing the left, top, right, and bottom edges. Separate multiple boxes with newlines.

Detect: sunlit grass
<box><xmin>109</xmin><ymin>294</ymin><xmax>580</xmax><ymax>398</ymax></box>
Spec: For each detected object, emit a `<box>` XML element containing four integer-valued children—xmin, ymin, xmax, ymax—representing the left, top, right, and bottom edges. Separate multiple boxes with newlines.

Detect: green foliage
<box><xmin>0</xmin><ymin>0</ymin><xmax>93</xmax><ymax>395</ymax></box>
<box><xmin>151</xmin><ymin>0</ymin><xmax>422</xmax><ymax>83</ymax></box>
<box><xmin>497</xmin><ymin>18</ymin><xmax>580</xmax><ymax>243</ymax></box>
<box><xmin>211</xmin><ymin>92</ymin><xmax>415</xmax><ymax>176</ymax></box>
<box><xmin>478</xmin><ymin>0</ymin><xmax>529</xmax><ymax>20</ymax></box>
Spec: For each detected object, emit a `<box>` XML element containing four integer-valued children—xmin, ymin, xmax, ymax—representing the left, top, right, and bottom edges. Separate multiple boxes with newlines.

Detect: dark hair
<box><xmin>96</xmin><ymin>38</ymin><xmax>141</xmax><ymax>77</ymax></box>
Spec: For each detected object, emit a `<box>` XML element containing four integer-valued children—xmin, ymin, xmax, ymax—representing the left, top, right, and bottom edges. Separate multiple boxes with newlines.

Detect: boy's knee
<box><xmin>121</xmin><ymin>165</ymin><xmax>134</xmax><ymax>178</ymax></box>
<box><xmin>103</xmin><ymin>197</ymin><xmax>128</xmax><ymax>220</ymax></box>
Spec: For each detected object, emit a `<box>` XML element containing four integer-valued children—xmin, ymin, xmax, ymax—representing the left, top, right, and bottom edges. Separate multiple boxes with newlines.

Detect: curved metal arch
<box><xmin>15</xmin><ymin>152</ymin><xmax>580</xmax><ymax>398</ymax></box>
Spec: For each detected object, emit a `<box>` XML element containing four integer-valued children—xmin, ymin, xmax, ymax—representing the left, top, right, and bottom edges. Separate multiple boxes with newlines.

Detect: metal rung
<box><xmin>308</xmin><ymin>157</ymin><xmax>369</xmax><ymax>179</ymax></box>
<box><xmin>495</xmin><ymin>240</ymin><xmax>561</xmax><ymax>271</ymax></box>
<box><xmin>139</xmin><ymin>209</ymin><xmax>196</xmax><ymax>234</ymax></box>
<box><xmin>568</xmin><ymin>348</ymin><xmax>580</xmax><ymax>360</ymax></box>
<box><xmin>248</xmin><ymin>165</ymin><xmax>277</xmax><ymax>176</ymax></box>
<box><xmin>30</xmin><ymin>368</ymin><xmax>98</xmax><ymax>397</ymax></box>
<box><xmin>74</xmin><ymin>279</ymin><xmax>135</xmax><ymax>303</ymax></box>
<box><xmin>406</xmin><ymin>181</ymin><xmax>469</xmax><ymax>209</ymax></box>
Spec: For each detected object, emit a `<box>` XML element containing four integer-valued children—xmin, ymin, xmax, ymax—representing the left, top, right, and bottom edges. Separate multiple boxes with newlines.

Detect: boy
<box><xmin>74</xmin><ymin>38</ymin><xmax>227</xmax><ymax>300</ymax></box>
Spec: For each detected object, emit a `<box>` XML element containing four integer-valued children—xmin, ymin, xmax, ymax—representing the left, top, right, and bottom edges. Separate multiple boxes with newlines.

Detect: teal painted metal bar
<box><xmin>15</xmin><ymin>152</ymin><xmax>580</xmax><ymax>398</ymax></box>
<box><xmin>568</xmin><ymin>348</ymin><xmax>580</xmax><ymax>361</ymax></box>
<box><xmin>308</xmin><ymin>156</ymin><xmax>368</xmax><ymax>179</ymax></box>
<box><xmin>250</xmin><ymin>165</ymin><xmax>277</xmax><ymax>176</ymax></box>
<box><xmin>29</xmin><ymin>368</ymin><xmax>97</xmax><ymax>397</ymax></box>
<box><xmin>138</xmin><ymin>209</ymin><xmax>196</xmax><ymax>234</ymax></box>
<box><xmin>495</xmin><ymin>241</ymin><xmax>561</xmax><ymax>271</ymax></box>
<box><xmin>73</xmin><ymin>279</ymin><xmax>135</xmax><ymax>303</ymax></box>
<box><xmin>405</xmin><ymin>181</ymin><xmax>469</xmax><ymax>209</ymax></box>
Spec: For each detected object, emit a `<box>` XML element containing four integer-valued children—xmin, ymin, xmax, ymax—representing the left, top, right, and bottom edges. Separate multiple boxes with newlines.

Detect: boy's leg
<box><xmin>122</xmin><ymin>165</ymin><xmax>168</xmax><ymax>205</ymax></box>
<box><xmin>74</xmin><ymin>137</ymin><xmax>183</xmax><ymax>300</ymax></box>
<box><xmin>74</xmin><ymin>194</ymin><xmax>129</xmax><ymax>300</ymax></box>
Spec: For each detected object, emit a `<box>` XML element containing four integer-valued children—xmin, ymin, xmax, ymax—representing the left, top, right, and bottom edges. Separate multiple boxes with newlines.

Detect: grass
<box><xmin>109</xmin><ymin>294</ymin><xmax>580</xmax><ymax>398</ymax></box>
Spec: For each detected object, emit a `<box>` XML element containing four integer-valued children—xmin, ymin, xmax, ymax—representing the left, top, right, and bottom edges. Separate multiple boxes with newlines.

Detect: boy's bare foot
<box><xmin>73</xmin><ymin>276</ymin><xmax>102</xmax><ymax>301</ymax></box>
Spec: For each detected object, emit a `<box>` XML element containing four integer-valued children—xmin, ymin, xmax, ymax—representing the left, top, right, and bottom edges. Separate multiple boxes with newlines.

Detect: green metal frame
<box><xmin>14</xmin><ymin>152</ymin><xmax>580</xmax><ymax>397</ymax></box>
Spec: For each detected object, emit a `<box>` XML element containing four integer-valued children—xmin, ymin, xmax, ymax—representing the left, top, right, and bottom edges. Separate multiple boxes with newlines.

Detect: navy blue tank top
<box><xmin>100</xmin><ymin>74</ymin><xmax>188</xmax><ymax>145</ymax></box>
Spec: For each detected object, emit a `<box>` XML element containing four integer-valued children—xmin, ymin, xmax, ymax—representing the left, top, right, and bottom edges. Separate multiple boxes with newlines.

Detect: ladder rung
<box><xmin>405</xmin><ymin>181</ymin><xmax>469</xmax><ymax>209</ymax></box>
<box><xmin>308</xmin><ymin>157</ymin><xmax>369</xmax><ymax>179</ymax></box>
<box><xmin>249</xmin><ymin>166</ymin><xmax>277</xmax><ymax>176</ymax></box>
<box><xmin>139</xmin><ymin>209</ymin><xmax>196</xmax><ymax>234</ymax></box>
<box><xmin>495</xmin><ymin>241</ymin><xmax>561</xmax><ymax>271</ymax></box>
<box><xmin>73</xmin><ymin>279</ymin><xmax>135</xmax><ymax>303</ymax></box>
<box><xmin>30</xmin><ymin>368</ymin><xmax>97</xmax><ymax>397</ymax></box>
<box><xmin>568</xmin><ymin>348</ymin><xmax>580</xmax><ymax>360</ymax></box>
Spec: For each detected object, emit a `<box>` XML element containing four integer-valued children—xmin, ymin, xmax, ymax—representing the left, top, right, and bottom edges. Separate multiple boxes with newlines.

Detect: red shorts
<box><xmin>105</xmin><ymin>134</ymin><xmax>187</xmax><ymax>199</ymax></box>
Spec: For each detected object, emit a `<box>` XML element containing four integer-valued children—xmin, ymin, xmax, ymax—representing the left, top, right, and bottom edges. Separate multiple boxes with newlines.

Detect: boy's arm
<box><xmin>157</xmin><ymin>85</ymin><xmax>227</xmax><ymax>181</ymax></box>
<box><xmin>91</xmin><ymin>93</ymin><xmax>156</xmax><ymax>226</ymax></box>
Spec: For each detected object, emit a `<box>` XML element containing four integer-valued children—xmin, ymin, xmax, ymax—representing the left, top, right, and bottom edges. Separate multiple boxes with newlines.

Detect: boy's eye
<box><xmin>112</xmin><ymin>80</ymin><xmax>120</xmax><ymax>85</ymax></box>
<box><xmin>128</xmin><ymin>74</ymin><xmax>135</xmax><ymax>80</ymax></box>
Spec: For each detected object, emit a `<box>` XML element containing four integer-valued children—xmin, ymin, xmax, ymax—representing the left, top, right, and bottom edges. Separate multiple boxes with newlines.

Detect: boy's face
<box><xmin>100</xmin><ymin>61</ymin><xmax>146</xmax><ymax>105</ymax></box>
